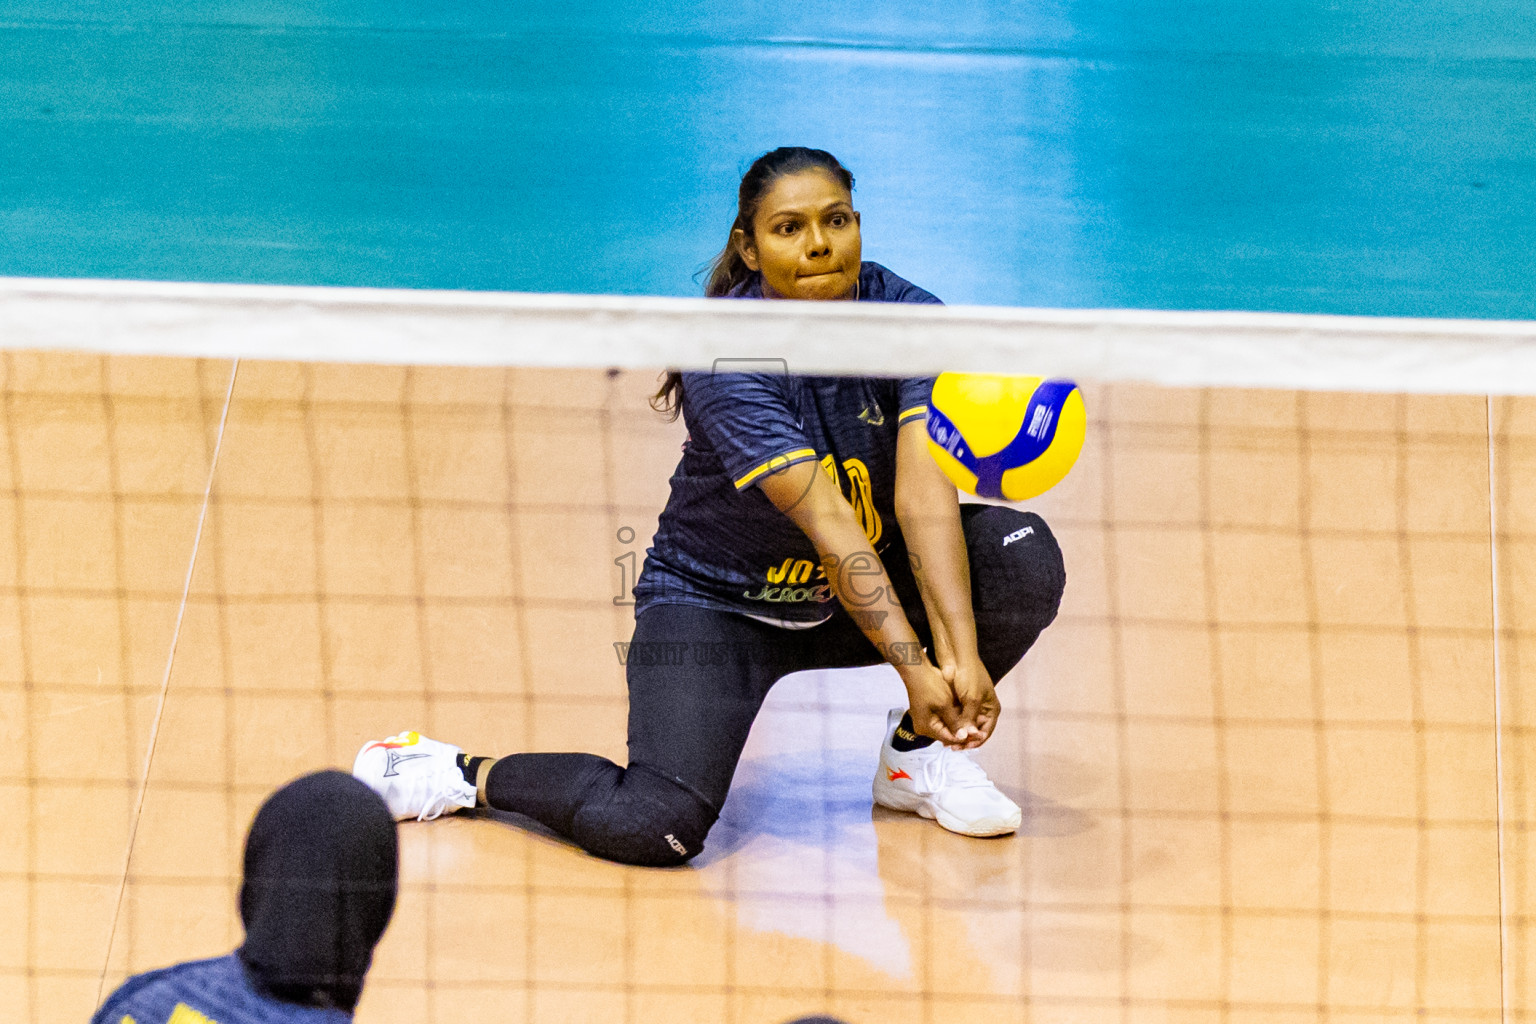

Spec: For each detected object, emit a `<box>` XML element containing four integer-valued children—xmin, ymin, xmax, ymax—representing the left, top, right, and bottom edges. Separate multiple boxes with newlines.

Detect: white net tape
<box><xmin>4</xmin><ymin>275</ymin><xmax>1536</xmax><ymax>393</ymax></box>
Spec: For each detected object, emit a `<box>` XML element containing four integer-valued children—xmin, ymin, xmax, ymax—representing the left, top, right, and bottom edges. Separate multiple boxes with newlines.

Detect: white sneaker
<box><xmin>352</xmin><ymin>731</ymin><xmax>477</xmax><ymax>822</ymax></box>
<box><xmin>871</xmin><ymin>708</ymin><xmax>1022</xmax><ymax>837</ymax></box>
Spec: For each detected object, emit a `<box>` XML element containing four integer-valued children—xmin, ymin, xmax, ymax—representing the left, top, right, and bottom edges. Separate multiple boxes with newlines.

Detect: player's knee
<box><xmin>1013</xmin><ymin>511</ymin><xmax>1066</xmax><ymax>610</ymax></box>
<box><xmin>967</xmin><ymin>507</ymin><xmax>1065</xmax><ymax>606</ymax></box>
<box><xmin>965</xmin><ymin>507</ymin><xmax>1066</xmax><ymax>676</ymax></box>
<box><xmin>569</xmin><ymin>767</ymin><xmax>716</xmax><ymax>868</ymax></box>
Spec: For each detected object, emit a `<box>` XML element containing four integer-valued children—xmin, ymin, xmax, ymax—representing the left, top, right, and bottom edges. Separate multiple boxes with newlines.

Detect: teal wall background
<box><xmin>2</xmin><ymin>3</ymin><xmax>1532</xmax><ymax>316</ymax></box>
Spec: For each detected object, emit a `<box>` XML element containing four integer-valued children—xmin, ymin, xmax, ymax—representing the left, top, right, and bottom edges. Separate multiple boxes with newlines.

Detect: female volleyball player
<box><xmin>354</xmin><ymin>147</ymin><xmax>1065</xmax><ymax>866</ymax></box>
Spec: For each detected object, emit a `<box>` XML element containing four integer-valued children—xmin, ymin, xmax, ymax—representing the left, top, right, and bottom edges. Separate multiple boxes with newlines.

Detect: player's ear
<box><xmin>733</xmin><ymin>228</ymin><xmax>760</xmax><ymax>272</ymax></box>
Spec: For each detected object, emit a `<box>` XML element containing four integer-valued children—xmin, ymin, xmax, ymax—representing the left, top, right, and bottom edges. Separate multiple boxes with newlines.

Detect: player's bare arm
<box><xmin>894</xmin><ymin>419</ymin><xmax>999</xmax><ymax>749</ymax></box>
<box><xmin>758</xmin><ymin>458</ymin><xmax>965</xmax><ymax>746</ymax></box>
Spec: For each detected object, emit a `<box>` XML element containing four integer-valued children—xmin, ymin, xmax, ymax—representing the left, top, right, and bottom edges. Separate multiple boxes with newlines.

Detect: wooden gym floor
<box><xmin>0</xmin><ymin>352</ymin><xmax>1529</xmax><ymax>1023</ymax></box>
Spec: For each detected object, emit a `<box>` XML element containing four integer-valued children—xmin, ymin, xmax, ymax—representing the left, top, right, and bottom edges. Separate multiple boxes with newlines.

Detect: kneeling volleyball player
<box><xmin>353</xmin><ymin>147</ymin><xmax>1066</xmax><ymax>866</ymax></box>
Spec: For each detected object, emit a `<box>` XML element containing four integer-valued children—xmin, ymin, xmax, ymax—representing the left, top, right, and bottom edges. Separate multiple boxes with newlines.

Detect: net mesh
<box><xmin>0</xmin><ymin>284</ymin><xmax>1529</xmax><ymax>1023</ymax></box>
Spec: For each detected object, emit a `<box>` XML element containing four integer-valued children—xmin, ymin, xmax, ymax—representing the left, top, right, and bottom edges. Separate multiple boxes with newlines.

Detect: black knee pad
<box><xmin>960</xmin><ymin>505</ymin><xmax>1066</xmax><ymax>677</ymax></box>
<box><xmin>569</xmin><ymin>764</ymin><xmax>718</xmax><ymax>868</ymax></box>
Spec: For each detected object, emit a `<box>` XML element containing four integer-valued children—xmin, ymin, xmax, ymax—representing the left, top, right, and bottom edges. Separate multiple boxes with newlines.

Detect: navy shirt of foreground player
<box><xmin>92</xmin><ymin>771</ymin><xmax>397</xmax><ymax>1024</ymax></box>
<box><xmin>634</xmin><ymin>261</ymin><xmax>940</xmax><ymax>625</ymax></box>
<box><xmin>92</xmin><ymin>956</ymin><xmax>350</xmax><ymax>1024</ymax></box>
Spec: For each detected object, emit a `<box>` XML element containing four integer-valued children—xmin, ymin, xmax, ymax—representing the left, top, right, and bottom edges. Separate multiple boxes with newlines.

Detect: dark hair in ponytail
<box><xmin>652</xmin><ymin>147</ymin><xmax>855</xmax><ymax>419</ymax></box>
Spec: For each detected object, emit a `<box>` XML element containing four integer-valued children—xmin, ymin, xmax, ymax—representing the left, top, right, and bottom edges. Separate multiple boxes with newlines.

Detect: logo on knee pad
<box><xmin>664</xmin><ymin>833</ymin><xmax>688</xmax><ymax>856</ymax></box>
<box><xmin>1002</xmin><ymin>525</ymin><xmax>1035</xmax><ymax>547</ymax></box>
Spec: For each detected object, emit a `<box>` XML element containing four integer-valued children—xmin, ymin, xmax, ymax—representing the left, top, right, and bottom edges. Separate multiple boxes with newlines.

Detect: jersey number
<box><xmin>820</xmin><ymin>454</ymin><xmax>882</xmax><ymax>546</ymax></box>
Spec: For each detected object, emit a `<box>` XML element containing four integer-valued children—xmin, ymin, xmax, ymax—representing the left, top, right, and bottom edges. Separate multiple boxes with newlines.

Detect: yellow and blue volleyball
<box><xmin>925</xmin><ymin>373</ymin><xmax>1085</xmax><ymax>501</ymax></box>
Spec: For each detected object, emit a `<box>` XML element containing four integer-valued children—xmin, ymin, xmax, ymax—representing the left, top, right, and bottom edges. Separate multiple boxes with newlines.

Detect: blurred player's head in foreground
<box><xmin>708</xmin><ymin>146</ymin><xmax>861</xmax><ymax>301</ymax></box>
<box><xmin>239</xmin><ymin>769</ymin><xmax>399</xmax><ymax>1012</ymax></box>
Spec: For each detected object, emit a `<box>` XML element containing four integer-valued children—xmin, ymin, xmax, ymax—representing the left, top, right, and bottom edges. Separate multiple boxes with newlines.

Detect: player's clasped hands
<box><xmin>942</xmin><ymin>659</ymin><xmax>1000</xmax><ymax>750</ymax></box>
<box><xmin>898</xmin><ymin>657</ymin><xmax>999</xmax><ymax>751</ymax></box>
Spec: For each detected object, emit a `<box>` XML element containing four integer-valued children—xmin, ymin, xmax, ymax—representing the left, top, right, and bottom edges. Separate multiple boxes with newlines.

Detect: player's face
<box><xmin>738</xmin><ymin>169</ymin><xmax>861</xmax><ymax>301</ymax></box>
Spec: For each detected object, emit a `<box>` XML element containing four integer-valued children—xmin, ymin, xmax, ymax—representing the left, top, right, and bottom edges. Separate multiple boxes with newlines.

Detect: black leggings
<box><xmin>485</xmin><ymin>505</ymin><xmax>1065</xmax><ymax>866</ymax></box>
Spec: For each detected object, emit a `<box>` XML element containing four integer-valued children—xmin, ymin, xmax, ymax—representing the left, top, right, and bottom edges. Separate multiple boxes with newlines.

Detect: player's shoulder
<box><xmin>93</xmin><ymin>956</ymin><xmax>232</xmax><ymax>1024</ymax></box>
<box><xmin>858</xmin><ymin>263</ymin><xmax>943</xmax><ymax>305</ymax></box>
<box><xmin>95</xmin><ymin>953</ymin><xmax>351</xmax><ymax>1024</ymax></box>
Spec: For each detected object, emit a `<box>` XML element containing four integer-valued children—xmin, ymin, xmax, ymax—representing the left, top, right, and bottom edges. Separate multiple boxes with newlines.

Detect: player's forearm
<box><xmin>759</xmin><ymin>461</ymin><xmax>928</xmax><ymax>672</ymax></box>
<box><xmin>895</xmin><ymin>463</ymin><xmax>980</xmax><ymax>667</ymax></box>
<box><xmin>810</xmin><ymin>516</ymin><xmax>926</xmax><ymax>668</ymax></box>
<box><xmin>906</xmin><ymin>536</ymin><xmax>977</xmax><ymax>662</ymax></box>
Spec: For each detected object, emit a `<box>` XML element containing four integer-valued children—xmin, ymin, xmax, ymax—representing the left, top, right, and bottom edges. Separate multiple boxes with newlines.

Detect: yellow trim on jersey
<box><xmin>898</xmin><ymin>404</ymin><xmax>928</xmax><ymax>424</ymax></box>
<box><xmin>734</xmin><ymin>448</ymin><xmax>818</xmax><ymax>489</ymax></box>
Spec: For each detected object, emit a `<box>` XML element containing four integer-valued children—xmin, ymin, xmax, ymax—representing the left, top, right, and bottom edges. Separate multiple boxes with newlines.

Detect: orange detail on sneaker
<box><xmin>363</xmin><ymin>731</ymin><xmax>420</xmax><ymax>753</ymax></box>
<box><xmin>887</xmin><ymin>767</ymin><xmax>912</xmax><ymax>782</ymax></box>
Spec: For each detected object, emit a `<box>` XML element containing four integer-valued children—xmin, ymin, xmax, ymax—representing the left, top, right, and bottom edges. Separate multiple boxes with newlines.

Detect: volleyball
<box><xmin>925</xmin><ymin>373</ymin><xmax>1086</xmax><ymax>501</ymax></box>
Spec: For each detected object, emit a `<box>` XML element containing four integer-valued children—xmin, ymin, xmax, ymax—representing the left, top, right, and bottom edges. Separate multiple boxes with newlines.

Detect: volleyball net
<box><xmin>0</xmin><ymin>275</ymin><xmax>1530</xmax><ymax>1022</ymax></box>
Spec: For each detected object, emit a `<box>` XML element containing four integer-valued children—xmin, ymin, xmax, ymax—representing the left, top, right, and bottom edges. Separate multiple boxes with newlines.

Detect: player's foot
<box><xmin>871</xmin><ymin>707</ymin><xmax>1021</xmax><ymax>837</ymax></box>
<box><xmin>352</xmin><ymin>731</ymin><xmax>477</xmax><ymax>822</ymax></box>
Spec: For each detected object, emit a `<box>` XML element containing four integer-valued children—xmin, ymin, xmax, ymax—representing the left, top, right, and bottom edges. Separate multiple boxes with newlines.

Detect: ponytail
<box><xmin>650</xmin><ymin>370</ymin><xmax>684</xmax><ymax>421</ymax></box>
<box><xmin>703</xmin><ymin>216</ymin><xmax>754</xmax><ymax>298</ymax></box>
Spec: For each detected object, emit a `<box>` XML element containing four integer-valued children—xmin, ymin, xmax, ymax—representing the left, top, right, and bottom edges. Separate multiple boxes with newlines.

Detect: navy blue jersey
<box><xmin>634</xmin><ymin>263</ymin><xmax>940</xmax><ymax>624</ymax></box>
<box><xmin>93</xmin><ymin>954</ymin><xmax>352</xmax><ymax>1024</ymax></box>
